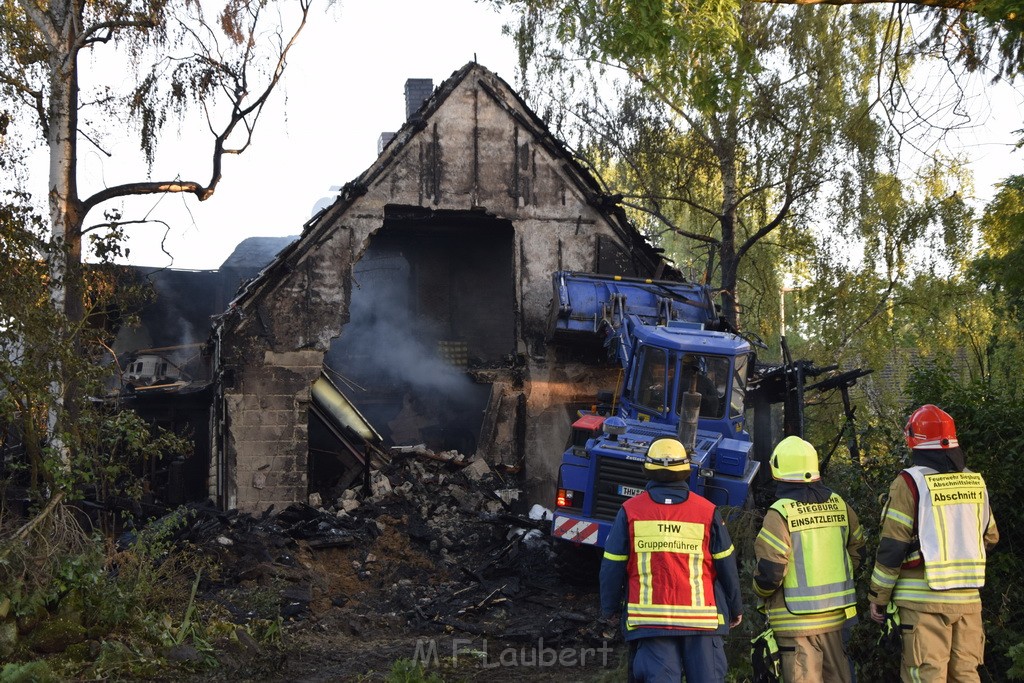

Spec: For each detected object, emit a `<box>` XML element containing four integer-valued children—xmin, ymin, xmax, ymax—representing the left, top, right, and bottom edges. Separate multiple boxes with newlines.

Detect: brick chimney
<box><xmin>405</xmin><ymin>78</ymin><xmax>434</xmax><ymax>120</ymax></box>
<box><xmin>378</xmin><ymin>78</ymin><xmax>435</xmax><ymax>156</ymax></box>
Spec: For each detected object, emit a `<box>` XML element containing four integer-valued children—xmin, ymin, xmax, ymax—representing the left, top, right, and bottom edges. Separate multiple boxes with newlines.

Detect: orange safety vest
<box><xmin>622</xmin><ymin>491</ymin><xmax>719</xmax><ymax>631</ymax></box>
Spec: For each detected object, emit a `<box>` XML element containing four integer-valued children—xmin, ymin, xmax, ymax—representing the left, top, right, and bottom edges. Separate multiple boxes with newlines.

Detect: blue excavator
<box><xmin>547</xmin><ymin>271</ymin><xmax>869</xmax><ymax>549</ymax></box>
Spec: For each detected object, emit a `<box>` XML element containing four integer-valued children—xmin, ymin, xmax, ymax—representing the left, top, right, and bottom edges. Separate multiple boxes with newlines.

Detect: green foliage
<box><xmin>975</xmin><ymin>175</ymin><xmax>1024</xmax><ymax>316</ymax></box>
<box><xmin>926</xmin><ymin>2</ymin><xmax>1024</xmax><ymax>81</ymax></box>
<box><xmin>0</xmin><ymin>189</ymin><xmax>190</xmax><ymax>504</ymax></box>
<box><xmin>509</xmin><ymin>0</ymin><xmax>745</xmax><ymax>99</ymax></box>
<box><xmin>506</xmin><ymin>1</ymin><xmax>912</xmax><ymax>331</ymax></box>
<box><xmin>0</xmin><ymin>505</ymin><xmax>232</xmax><ymax>677</ymax></box>
<box><xmin>0</xmin><ymin>661</ymin><xmax>57</xmax><ymax>683</ymax></box>
<box><xmin>0</xmin><ymin>193</ymin><xmax>71</xmax><ymax>491</ymax></box>
<box><xmin>67</xmin><ymin>408</ymin><xmax>191</xmax><ymax>505</ymax></box>
<box><xmin>1009</xmin><ymin>640</ymin><xmax>1024</xmax><ymax>679</ymax></box>
<box><xmin>501</xmin><ymin>0</ymin><xmax>1024</xmax><ymax>85</ymax></box>
<box><xmin>386</xmin><ymin>658</ymin><xmax>448</xmax><ymax>683</ymax></box>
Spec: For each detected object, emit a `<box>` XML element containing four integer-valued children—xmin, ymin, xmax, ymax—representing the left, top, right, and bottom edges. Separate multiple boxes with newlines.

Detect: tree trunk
<box><xmin>45</xmin><ymin>5</ymin><xmax>84</xmax><ymax>460</ymax></box>
<box><xmin>719</xmin><ymin>233</ymin><xmax>740</xmax><ymax>330</ymax></box>
<box><xmin>716</xmin><ymin>125</ymin><xmax>741</xmax><ymax>331</ymax></box>
<box><xmin>47</xmin><ymin>17</ymin><xmax>84</xmax><ymax>322</ymax></box>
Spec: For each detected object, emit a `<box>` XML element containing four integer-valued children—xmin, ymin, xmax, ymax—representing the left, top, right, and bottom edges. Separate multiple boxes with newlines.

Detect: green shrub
<box><xmin>386</xmin><ymin>658</ymin><xmax>448</xmax><ymax>683</ymax></box>
<box><xmin>0</xmin><ymin>661</ymin><xmax>57</xmax><ymax>683</ymax></box>
<box><xmin>0</xmin><ymin>505</ymin><xmax>222</xmax><ymax>678</ymax></box>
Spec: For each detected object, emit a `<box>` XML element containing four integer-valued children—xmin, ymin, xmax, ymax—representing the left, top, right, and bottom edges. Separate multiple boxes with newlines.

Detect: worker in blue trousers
<box><xmin>600</xmin><ymin>437</ymin><xmax>744</xmax><ymax>682</ymax></box>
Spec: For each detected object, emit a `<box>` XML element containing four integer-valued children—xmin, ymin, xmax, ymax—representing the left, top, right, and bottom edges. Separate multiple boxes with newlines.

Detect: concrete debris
<box><xmin>495</xmin><ymin>488</ymin><xmax>520</xmax><ymax>505</ymax></box>
<box><xmin>507</xmin><ymin>526</ymin><xmax>546</xmax><ymax>549</ymax></box>
<box><xmin>437</xmin><ymin>450</ymin><xmax>465</xmax><ymax>462</ymax></box>
<box><xmin>308</xmin><ymin>492</ymin><xmax>322</xmax><ymax>508</ymax></box>
<box><xmin>391</xmin><ymin>443</ymin><xmax>467</xmax><ymax>465</ymax></box>
<box><xmin>462</xmin><ymin>457</ymin><xmax>491</xmax><ymax>481</ymax></box>
<box><xmin>391</xmin><ymin>443</ymin><xmax>429</xmax><ymax>455</ymax></box>
<box><xmin>369</xmin><ymin>470</ymin><xmax>393</xmax><ymax>497</ymax></box>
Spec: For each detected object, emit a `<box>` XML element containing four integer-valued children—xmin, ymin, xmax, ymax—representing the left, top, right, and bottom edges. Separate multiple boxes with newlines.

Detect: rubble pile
<box><xmin>166</xmin><ymin>451</ymin><xmax>613</xmax><ymax>680</ymax></box>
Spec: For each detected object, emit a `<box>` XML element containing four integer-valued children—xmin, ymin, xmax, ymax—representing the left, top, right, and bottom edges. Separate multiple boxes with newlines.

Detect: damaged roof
<box><xmin>218</xmin><ymin>61</ymin><xmax>670</xmax><ymax>321</ymax></box>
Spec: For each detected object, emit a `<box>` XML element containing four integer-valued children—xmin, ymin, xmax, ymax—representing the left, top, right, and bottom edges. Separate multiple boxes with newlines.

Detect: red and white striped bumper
<box><xmin>552</xmin><ymin>514</ymin><xmax>600</xmax><ymax>545</ymax></box>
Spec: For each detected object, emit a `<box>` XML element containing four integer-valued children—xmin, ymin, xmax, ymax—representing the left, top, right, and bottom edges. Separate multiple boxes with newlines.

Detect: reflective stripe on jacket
<box><xmin>623</xmin><ymin>490</ymin><xmax>719</xmax><ymax>630</ymax></box>
<box><xmin>905</xmin><ymin>466</ymin><xmax>990</xmax><ymax>590</ymax></box>
<box><xmin>769</xmin><ymin>494</ymin><xmax>857</xmax><ymax>614</ymax></box>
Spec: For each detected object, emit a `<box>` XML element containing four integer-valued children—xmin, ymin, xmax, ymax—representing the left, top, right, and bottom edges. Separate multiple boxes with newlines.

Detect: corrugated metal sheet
<box><xmin>310</xmin><ymin>373</ymin><xmax>382</xmax><ymax>444</ymax></box>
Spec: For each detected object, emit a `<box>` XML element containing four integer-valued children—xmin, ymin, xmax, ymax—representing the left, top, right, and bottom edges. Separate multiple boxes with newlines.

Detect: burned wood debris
<box><xmin>145</xmin><ymin>447</ymin><xmax>606</xmax><ymax>672</ymax></box>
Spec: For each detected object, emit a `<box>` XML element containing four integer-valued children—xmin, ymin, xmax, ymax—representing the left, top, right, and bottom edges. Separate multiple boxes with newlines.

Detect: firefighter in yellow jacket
<box><xmin>868</xmin><ymin>404</ymin><xmax>999</xmax><ymax>682</ymax></box>
<box><xmin>753</xmin><ymin>436</ymin><xmax>865</xmax><ymax>683</ymax></box>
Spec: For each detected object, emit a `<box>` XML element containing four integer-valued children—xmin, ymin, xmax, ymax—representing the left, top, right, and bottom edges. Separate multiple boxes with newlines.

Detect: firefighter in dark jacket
<box><xmin>600</xmin><ymin>437</ymin><xmax>744</xmax><ymax>682</ymax></box>
<box><xmin>753</xmin><ymin>435</ymin><xmax>865</xmax><ymax>683</ymax></box>
<box><xmin>868</xmin><ymin>404</ymin><xmax>999</xmax><ymax>682</ymax></box>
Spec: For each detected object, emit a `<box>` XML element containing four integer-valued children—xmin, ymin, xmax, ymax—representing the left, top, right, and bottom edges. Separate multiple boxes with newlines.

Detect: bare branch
<box><xmin>204</xmin><ymin>0</ymin><xmax>311</xmax><ymax>184</ymax></box>
<box><xmin>620</xmin><ymin>199</ymin><xmax>721</xmax><ymax>244</ymax></box>
<box><xmin>0</xmin><ymin>72</ymin><xmax>48</xmax><ymax>136</ymax></box>
<box><xmin>77</xmin><ymin>18</ymin><xmax>159</xmax><ymax>50</ymax></box>
<box><xmin>737</xmin><ymin>191</ymin><xmax>796</xmax><ymax>261</ymax></box>
<box><xmin>81</xmin><ymin>216</ymin><xmax>170</xmax><ymax>236</ymax></box>
<box><xmin>78</xmin><ymin>128</ymin><xmax>111</xmax><ymax>157</ymax></box>
<box><xmin>79</xmin><ymin>0</ymin><xmax>312</xmax><ymax>218</ymax></box>
<box><xmin>82</xmin><ymin>180</ymin><xmax>210</xmax><ymax>214</ymax></box>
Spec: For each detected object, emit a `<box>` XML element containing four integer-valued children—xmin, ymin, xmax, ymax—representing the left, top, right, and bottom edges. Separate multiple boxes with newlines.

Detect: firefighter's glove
<box><xmin>750</xmin><ymin>625</ymin><xmax>781</xmax><ymax>683</ymax></box>
<box><xmin>598</xmin><ymin>613</ymin><xmax>620</xmax><ymax>641</ymax></box>
<box><xmin>876</xmin><ymin>602</ymin><xmax>902</xmax><ymax>655</ymax></box>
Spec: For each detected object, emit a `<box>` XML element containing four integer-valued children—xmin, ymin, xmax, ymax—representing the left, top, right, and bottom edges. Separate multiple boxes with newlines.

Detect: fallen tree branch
<box><xmin>0</xmin><ymin>492</ymin><xmax>65</xmax><ymax>563</ymax></box>
<box><xmin>13</xmin><ymin>491</ymin><xmax>64</xmax><ymax>541</ymax></box>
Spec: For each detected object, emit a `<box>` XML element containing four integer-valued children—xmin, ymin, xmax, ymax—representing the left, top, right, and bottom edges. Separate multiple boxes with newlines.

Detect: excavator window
<box><xmin>677</xmin><ymin>354</ymin><xmax>730</xmax><ymax>420</ymax></box>
<box><xmin>731</xmin><ymin>355</ymin><xmax>749</xmax><ymax>418</ymax></box>
<box><xmin>635</xmin><ymin>347</ymin><xmax>670</xmax><ymax>414</ymax></box>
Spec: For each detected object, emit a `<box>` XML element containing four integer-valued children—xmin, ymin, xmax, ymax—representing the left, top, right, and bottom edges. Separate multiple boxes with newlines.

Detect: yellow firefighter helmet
<box><xmin>770</xmin><ymin>436</ymin><xmax>821</xmax><ymax>483</ymax></box>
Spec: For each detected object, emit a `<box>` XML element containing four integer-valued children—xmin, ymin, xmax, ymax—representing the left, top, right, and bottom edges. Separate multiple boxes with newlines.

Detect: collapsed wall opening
<box><xmin>308</xmin><ymin>207</ymin><xmax>516</xmax><ymax>499</ymax></box>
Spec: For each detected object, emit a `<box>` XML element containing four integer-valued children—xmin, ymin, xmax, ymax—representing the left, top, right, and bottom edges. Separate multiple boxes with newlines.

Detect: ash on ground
<box><xmin>165</xmin><ymin>450</ymin><xmax>620</xmax><ymax>682</ymax></box>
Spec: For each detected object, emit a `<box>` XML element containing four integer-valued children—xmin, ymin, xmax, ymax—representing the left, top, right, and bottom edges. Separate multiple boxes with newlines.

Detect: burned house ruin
<box><xmin>203</xmin><ymin>63</ymin><xmax>673</xmax><ymax>512</ymax></box>
<box><xmin>103</xmin><ymin>237</ymin><xmax>297</xmax><ymax>507</ymax></box>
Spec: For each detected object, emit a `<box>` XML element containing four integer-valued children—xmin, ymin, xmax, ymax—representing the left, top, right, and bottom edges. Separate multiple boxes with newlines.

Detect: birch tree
<box><xmin>505</xmin><ymin>3</ymin><xmax>901</xmax><ymax>330</ymax></box>
<box><xmin>2</xmin><ymin>0</ymin><xmax>311</xmax><ymax>321</ymax></box>
<box><xmin>0</xmin><ymin>0</ymin><xmax>312</xmax><ymax>476</ymax></box>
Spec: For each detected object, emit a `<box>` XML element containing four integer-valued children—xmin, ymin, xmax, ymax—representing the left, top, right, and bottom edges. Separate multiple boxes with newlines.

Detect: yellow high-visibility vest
<box><xmin>770</xmin><ymin>494</ymin><xmax>856</xmax><ymax>614</ymax></box>
<box><xmin>905</xmin><ymin>466</ymin><xmax>990</xmax><ymax>590</ymax></box>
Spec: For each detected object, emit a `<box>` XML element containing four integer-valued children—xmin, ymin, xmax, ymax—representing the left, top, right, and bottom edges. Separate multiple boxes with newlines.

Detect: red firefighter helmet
<box><xmin>904</xmin><ymin>404</ymin><xmax>958</xmax><ymax>450</ymax></box>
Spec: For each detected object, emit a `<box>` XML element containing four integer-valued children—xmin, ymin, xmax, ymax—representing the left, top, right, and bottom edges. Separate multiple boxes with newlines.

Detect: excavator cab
<box><xmin>618</xmin><ymin>326</ymin><xmax>752</xmax><ymax>444</ymax></box>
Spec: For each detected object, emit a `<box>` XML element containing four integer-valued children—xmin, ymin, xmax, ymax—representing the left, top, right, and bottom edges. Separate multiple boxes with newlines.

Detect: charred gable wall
<box><xmin>216</xmin><ymin>64</ymin><xmax>660</xmax><ymax>512</ymax></box>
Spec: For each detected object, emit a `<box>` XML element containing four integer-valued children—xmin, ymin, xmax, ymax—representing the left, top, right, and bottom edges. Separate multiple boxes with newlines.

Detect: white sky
<box><xmin>65</xmin><ymin>0</ymin><xmax>1023</xmax><ymax>271</ymax></box>
<box><xmin>82</xmin><ymin>0</ymin><xmax>522</xmax><ymax>270</ymax></box>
